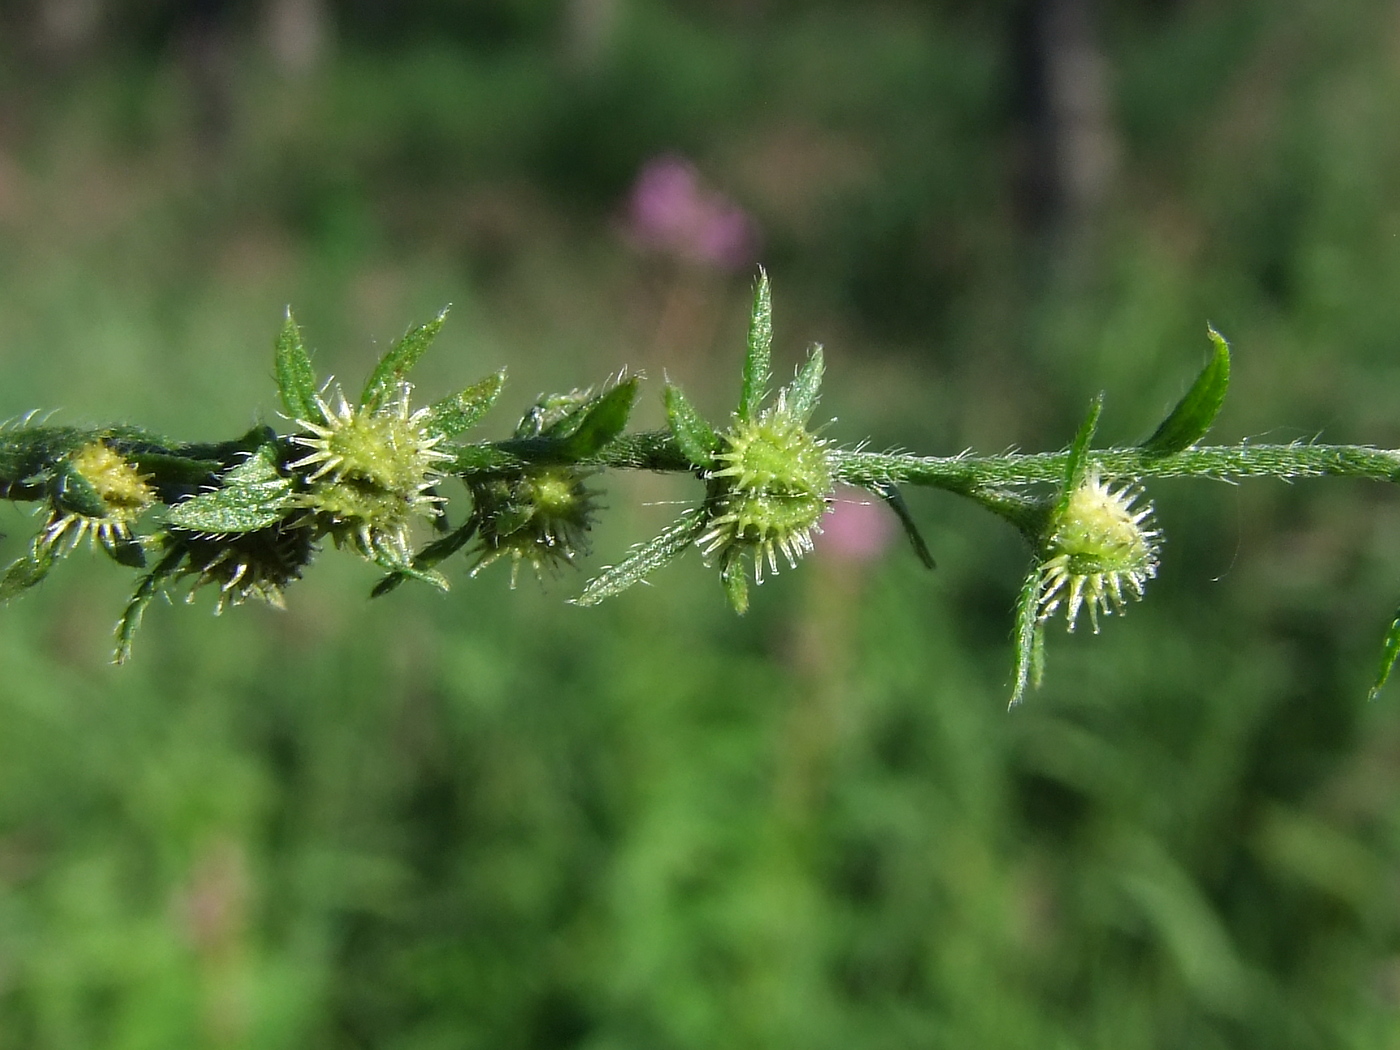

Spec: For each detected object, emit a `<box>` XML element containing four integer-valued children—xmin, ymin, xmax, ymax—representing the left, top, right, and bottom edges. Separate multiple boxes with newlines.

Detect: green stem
<box><xmin>5</xmin><ymin>423</ymin><xmax>1399</xmax><ymax>512</ymax></box>
<box><xmin>830</xmin><ymin>443</ymin><xmax>1400</xmax><ymax>491</ymax></box>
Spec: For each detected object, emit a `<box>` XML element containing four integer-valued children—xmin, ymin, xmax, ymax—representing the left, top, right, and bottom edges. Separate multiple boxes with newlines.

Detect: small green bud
<box><xmin>1036</xmin><ymin>469</ymin><xmax>1160</xmax><ymax>632</ymax></box>
<box><xmin>469</xmin><ymin>466</ymin><xmax>600</xmax><ymax>586</ymax></box>
<box><xmin>288</xmin><ymin>383</ymin><xmax>451</xmax><ymax>565</ymax></box>
<box><xmin>699</xmin><ymin>392</ymin><xmax>833</xmax><ymax>585</ymax></box>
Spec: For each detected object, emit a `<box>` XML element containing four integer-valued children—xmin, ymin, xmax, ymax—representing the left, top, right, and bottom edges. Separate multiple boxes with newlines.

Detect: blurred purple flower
<box><xmin>626</xmin><ymin>155</ymin><xmax>757</xmax><ymax>270</ymax></box>
<box><xmin>817</xmin><ymin>488</ymin><xmax>897</xmax><ymax>565</ymax></box>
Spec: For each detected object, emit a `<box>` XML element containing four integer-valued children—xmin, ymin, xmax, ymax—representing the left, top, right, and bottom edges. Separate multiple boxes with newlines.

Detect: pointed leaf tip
<box><xmin>784</xmin><ymin>344</ymin><xmax>825</xmax><ymax>423</ymax></box>
<box><xmin>574</xmin><ymin>507</ymin><xmax>707</xmax><ymax>606</ymax></box>
<box><xmin>361</xmin><ymin>307</ymin><xmax>451</xmax><ymax>409</ymax></box>
<box><xmin>559</xmin><ymin>377</ymin><xmax>639</xmax><ymax>460</ymax></box>
<box><xmin>1056</xmin><ymin>392</ymin><xmax>1104</xmax><ymax>520</ymax></box>
<box><xmin>424</xmin><ymin>369</ymin><xmax>506</xmax><ymax>440</ymax></box>
<box><xmin>873</xmin><ymin>483</ymin><xmax>935</xmax><ymax>570</ymax></box>
<box><xmin>1141</xmin><ymin>326</ymin><xmax>1231</xmax><ymax>456</ymax></box>
<box><xmin>1010</xmin><ymin>563</ymin><xmax>1046</xmax><ymax>707</ymax></box>
<box><xmin>274</xmin><ymin>309</ymin><xmax>319</xmax><ymax>423</ymax></box>
<box><xmin>1370</xmin><ymin>607</ymin><xmax>1400</xmax><ymax>701</ymax></box>
<box><xmin>738</xmin><ymin>268</ymin><xmax>773</xmax><ymax>421</ymax></box>
<box><xmin>665</xmin><ymin>383</ymin><xmax>719</xmax><ymax>470</ymax></box>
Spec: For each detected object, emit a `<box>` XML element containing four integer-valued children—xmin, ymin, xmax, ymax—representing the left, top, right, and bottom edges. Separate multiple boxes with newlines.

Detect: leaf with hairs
<box><xmin>557</xmin><ymin>378</ymin><xmax>639</xmax><ymax>460</ymax></box>
<box><xmin>573</xmin><ymin>508</ymin><xmax>707</xmax><ymax>606</ymax></box>
<box><xmin>1009</xmin><ymin>564</ymin><xmax>1046</xmax><ymax>707</ymax></box>
<box><xmin>1370</xmin><ymin>607</ymin><xmax>1400</xmax><ymax>701</ymax></box>
<box><xmin>1141</xmin><ymin>326</ymin><xmax>1231</xmax><ymax>456</ymax></box>
<box><xmin>371</xmin><ymin>519</ymin><xmax>478</xmax><ymax>598</ymax></box>
<box><xmin>166</xmin><ymin>446</ymin><xmax>292</xmax><ymax>533</ymax></box>
<box><xmin>424</xmin><ymin>370</ymin><xmax>505</xmax><ymax>440</ymax></box>
<box><xmin>664</xmin><ymin>383</ymin><xmax>719</xmax><ymax>470</ymax></box>
<box><xmin>361</xmin><ymin>307</ymin><xmax>449</xmax><ymax>410</ymax></box>
<box><xmin>275</xmin><ymin>309</ymin><xmax>320</xmax><ymax>423</ymax></box>
<box><xmin>112</xmin><ymin>546</ymin><xmax>186</xmax><ymax>664</ymax></box>
<box><xmin>738</xmin><ymin>268</ymin><xmax>772</xmax><ymax>421</ymax></box>
<box><xmin>872</xmin><ymin>482</ymin><xmax>935</xmax><ymax>569</ymax></box>
<box><xmin>720</xmin><ymin>550</ymin><xmax>750</xmax><ymax>614</ymax></box>
<box><xmin>1055</xmin><ymin>392</ymin><xmax>1104</xmax><ymax>522</ymax></box>
<box><xmin>783</xmin><ymin>345</ymin><xmax>825</xmax><ymax>424</ymax></box>
<box><xmin>0</xmin><ymin>538</ymin><xmax>59</xmax><ymax>603</ymax></box>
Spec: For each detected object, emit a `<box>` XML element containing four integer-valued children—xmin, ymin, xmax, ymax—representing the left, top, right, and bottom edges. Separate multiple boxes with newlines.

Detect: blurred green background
<box><xmin>3</xmin><ymin>0</ymin><xmax>1400</xmax><ymax>1046</ymax></box>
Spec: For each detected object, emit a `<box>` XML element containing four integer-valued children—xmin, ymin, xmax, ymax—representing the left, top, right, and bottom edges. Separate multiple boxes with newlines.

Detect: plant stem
<box><xmin>829</xmin><ymin>443</ymin><xmax>1400</xmax><ymax>491</ymax></box>
<box><xmin>6</xmin><ymin>425</ymin><xmax>1399</xmax><ymax>509</ymax></box>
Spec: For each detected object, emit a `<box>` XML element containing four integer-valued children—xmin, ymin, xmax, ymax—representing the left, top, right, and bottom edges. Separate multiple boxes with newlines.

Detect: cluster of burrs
<box><xmin>2</xmin><ymin>274</ymin><xmax>1291</xmax><ymax>706</ymax></box>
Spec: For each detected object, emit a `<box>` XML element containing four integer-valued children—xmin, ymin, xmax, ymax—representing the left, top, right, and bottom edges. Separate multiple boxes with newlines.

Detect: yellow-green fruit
<box><xmin>700</xmin><ymin>406</ymin><xmax>833</xmax><ymax>582</ymax></box>
<box><xmin>70</xmin><ymin>442</ymin><xmax>156</xmax><ymax>516</ymax></box>
<box><xmin>289</xmin><ymin>384</ymin><xmax>451</xmax><ymax>563</ymax></box>
<box><xmin>1037</xmin><ymin>469</ymin><xmax>1160</xmax><ymax>632</ymax></box>
<box><xmin>43</xmin><ymin>441</ymin><xmax>155</xmax><ymax>553</ymax></box>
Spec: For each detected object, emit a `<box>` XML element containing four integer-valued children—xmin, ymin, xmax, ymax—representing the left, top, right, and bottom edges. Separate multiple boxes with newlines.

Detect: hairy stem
<box><xmin>830</xmin><ymin>443</ymin><xmax>1400</xmax><ymax>490</ymax></box>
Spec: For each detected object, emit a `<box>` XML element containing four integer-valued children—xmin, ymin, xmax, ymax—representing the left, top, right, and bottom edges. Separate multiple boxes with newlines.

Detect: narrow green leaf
<box><xmin>112</xmin><ymin>545</ymin><xmax>185</xmax><ymax>664</ymax></box>
<box><xmin>557</xmin><ymin>377</ymin><xmax>639</xmax><ymax>460</ymax></box>
<box><xmin>720</xmin><ymin>550</ymin><xmax>749</xmax><ymax>614</ymax></box>
<box><xmin>371</xmin><ymin>519</ymin><xmax>479</xmax><ymax>598</ymax></box>
<box><xmin>664</xmin><ymin>383</ymin><xmax>719</xmax><ymax>470</ymax></box>
<box><xmin>424</xmin><ymin>370</ymin><xmax>506</xmax><ymax>440</ymax></box>
<box><xmin>166</xmin><ymin>446</ymin><xmax>292</xmax><ymax>533</ymax></box>
<box><xmin>738</xmin><ymin>268</ymin><xmax>772</xmax><ymax>421</ymax></box>
<box><xmin>1369</xmin><ymin>607</ymin><xmax>1400</xmax><ymax>701</ymax></box>
<box><xmin>1141</xmin><ymin>326</ymin><xmax>1231</xmax><ymax>456</ymax></box>
<box><xmin>573</xmin><ymin>507</ymin><xmax>707</xmax><ymax>606</ymax></box>
<box><xmin>783</xmin><ymin>345</ymin><xmax>825</xmax><ymax>424</ymax></box>
<box><xmin>1010</xmin><ymin>563</ymin><xmax>1047</xmax><ymax>707</ymax></box>
<box><xmin>0</xmin><ymin>538</ymin><xmax>59</xmax><ymax>603</ymax></box>
<box><xmin>872</xmin><ymin>483</ymin><xmax>935</xmax><ymax>569</ymax></box>
<box><xmin>361</xmin><ymin>307</ymin><xmax>449</xmax><ymax>410</ymax></box>
<box><xmin>1056</xmin><ymin>392</ymin><xmax>1104</xmax><ymax>521</ymax></box>
<box><xmin>275</xmin><ymin>309</ymin><xmax>319</xmax><ymax>423</ymax></box>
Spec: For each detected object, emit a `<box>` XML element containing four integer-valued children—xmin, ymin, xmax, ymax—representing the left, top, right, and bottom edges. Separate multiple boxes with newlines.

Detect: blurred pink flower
<box><xmin>817</xmin><ymin>488</ymin><xmax>897</xmax><ymax>565</ymax></box>
<box><xmin>626</xmin><ymin>155</ymin><xmax>757</xmax><ymax>270</ymax></box>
